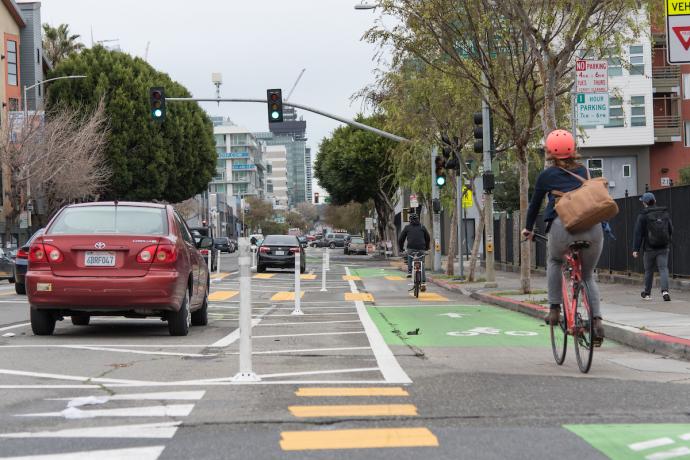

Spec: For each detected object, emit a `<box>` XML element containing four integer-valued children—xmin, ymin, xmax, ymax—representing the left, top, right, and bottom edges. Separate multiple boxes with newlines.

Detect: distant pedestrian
<box><xmin>633</xmin><ymin>192</ymin><xmax>673</xmax><ymax>301</ymax></box>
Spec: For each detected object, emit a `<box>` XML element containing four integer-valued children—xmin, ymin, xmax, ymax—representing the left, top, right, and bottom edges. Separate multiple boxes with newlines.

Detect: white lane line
<box><xmin>0</xmin><ymin>344</ymin><xmax>212</xmax><ymax>349</ymax></box>
<box><xmin>647</xmin><ymin>447</ymin><xmax>690</xmax><ymax>459</ymax></box>
<box><xmin>345</xmin><ymin>266</ymin><xmax>412</xmax><ymax>384</ymax></box>
<box><xmin>680</xmin><ymin>432</ymin><xmax>690</xmax><ymax>441</ymax></box>
<box><xmin>0</xmin><ymin>380</ymin><xmax>392</xmax><ymax>389</ymax></box>
<box><xmin>0</xmin><ymin>322</ymin><xmax>30</xmax><ymax>332</ymax></box>
<box><xmin>0</xmin><ymin>368</ymin><xmax>159</xmax><ymax>385</ymax></box>
<box><xmin>209</xmin><ymin>300</ymin><xmax>356</xmax><ymax>305</ymax></box>
<box><xmin>252</xmin><ymin>346</ymin><xmax>371</xmax><ymax>355</ymax></box>
<box><xmin>60</xmin><ymin>346</ymin><xmax>210</xmax><ymax>358</ymax></box>
<box><xmin>257</xmin><ymin>320</ymin><xmax>362</xmax><ymax>326</ymax></box>
<box><xmin>267</xmin><ymin>312</ymin><xmax>358</xmax><ymax>317</ymax></box>
<box><xmin>0</xmin><ymin>300</ymin><xmax>28</xmax><ymax>303</ymax></box>
<box><xmin>373</xmin><ymin>304</ymin><xmax>483</xmax><ymax>308</ymax></box>
<box><xmin>210</xmin><ymin>318</ymin><xmax>261</xmax><ymax>347</ymax></box>
<box><xmin>19</xmin><ymin>404</ymin><xmax>195</xmax><ymax>418</ymax></box>
<box><xmin>259</xmin><ymin>367</ymin><xmax>380</xmax><ymax>379</ymax></box>
<box><xmin>0</xmin><ymin>446</ymin><xmax>166</xmax><ymax>460</ymax></box>
<box><xmin>629</xmin><ymin>437</ymin><xmax>675</xmax><ymax>451</ymax></box>
<box><xmin>0</xmin><ymin>421</ymin><xmax>181</xmax><ymax>439</ymax></box>
<box><xmin>253</xmin><ymin>331</ymin><xmax>365</xmax><ymax>339</ymax></box>
<box><xmin>50</xmin><ymin>390</ymin><xmax>206</xmax><ymax>402</ymax></box>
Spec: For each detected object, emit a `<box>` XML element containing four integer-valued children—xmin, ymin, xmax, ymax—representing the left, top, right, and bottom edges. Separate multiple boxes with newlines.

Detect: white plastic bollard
<box><xmin>320</xmin><ymin>250</ymin><xmax>327</xmax><ymax>292</ymax></box>
<box><xmin>207</xmin><ymin>249</ymin><xmax>212</xmax><ymax>273</ymax></box>
<box><xmin>325</xmin><ymin>248</ymin><xmax>330</xmax><ymax>271</ymax></box>
<box><xmin>231</xmin><ymin>238</ymin><xmax>260</xmax><ymax>382</ymax></box>
<box><xmin>251</xmin><ymin>248</ymin><xmax>257</xmax><ymax>270</ymax></box>
<box><xmin>216</xmin><ymin>249</ymin><xmax>221</xmax><ymax>274</ymax></box>
<box><xmin>292</xmin><ymin>250</ymin><xmax>303</xmax><ymax>315</ymax></box>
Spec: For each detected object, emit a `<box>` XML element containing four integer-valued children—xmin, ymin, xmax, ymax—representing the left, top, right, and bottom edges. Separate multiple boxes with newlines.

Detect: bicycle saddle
<box><xmin>569</xmin><ymin>240</ymin><xmax>590</xmax><ymax>250</ymax></box>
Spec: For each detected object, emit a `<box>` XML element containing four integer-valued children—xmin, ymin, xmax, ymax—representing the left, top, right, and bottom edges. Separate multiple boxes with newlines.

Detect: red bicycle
<box><xmin>533</xmin><ymin>233</ymin><xmax>596</xmax><ymax>373</ymax></box>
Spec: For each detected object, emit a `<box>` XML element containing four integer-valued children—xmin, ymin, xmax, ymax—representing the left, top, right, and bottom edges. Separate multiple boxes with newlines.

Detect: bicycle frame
<box><xmin>561</xmin><ymin>249</ymin><xmax>583</xmax><ymax>336</ymax></box>
<box><xmin>407</xmin><ymin>251</ymin><xmax>426</xmax><ymax>297</ymax></box>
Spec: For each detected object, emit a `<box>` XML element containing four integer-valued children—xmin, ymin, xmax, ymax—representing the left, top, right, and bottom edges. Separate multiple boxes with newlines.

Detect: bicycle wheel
<box><xmin>551</xmin><ymin>271</ymin><xmax>569</xmax><ymax>365</ymax></box>
<box><xmin>573</xmin><ymin>281</ymin><xmax>595</xmax><ymax>373</ymax></box>
<box><xmin>413</xmin><ymin>270</ymin><xmax>420</xmax><ymax>297</ymax></box>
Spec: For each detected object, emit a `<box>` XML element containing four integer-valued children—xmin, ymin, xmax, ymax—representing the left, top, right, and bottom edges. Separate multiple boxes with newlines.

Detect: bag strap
<box><xmin>559</xmin><ymin>167</ymin><xmax>589</xmax><ymax>183</ymax></box>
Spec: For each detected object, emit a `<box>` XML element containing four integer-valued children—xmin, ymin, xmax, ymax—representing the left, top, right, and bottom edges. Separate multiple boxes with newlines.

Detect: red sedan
<box><xmin>26</xmin><ymin>202</ymin><xmax>211</xmax><ymax>336</ymax></box>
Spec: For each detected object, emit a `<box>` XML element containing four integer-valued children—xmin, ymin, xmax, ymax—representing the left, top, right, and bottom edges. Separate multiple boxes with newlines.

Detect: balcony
<box><xmin>654</xmin><ymin>115</ymin><xmax>682</xmax><ymax>142</ymax></box>
<box><xmin>652</xmin><ymin>65</ymin><xmax>681</xmax><ymax>94</ymax></box>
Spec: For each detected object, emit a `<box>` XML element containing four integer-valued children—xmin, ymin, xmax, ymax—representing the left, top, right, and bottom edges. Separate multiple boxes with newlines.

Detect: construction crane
<box><xmin>284</xmin><ymin>68</ymin><xmax>306</xmax><ymax>102</ymax></box>
<box><xmin>144</xmin><ymin>41</ymin><xmax>151</xmax><ymax>61</ymax></box>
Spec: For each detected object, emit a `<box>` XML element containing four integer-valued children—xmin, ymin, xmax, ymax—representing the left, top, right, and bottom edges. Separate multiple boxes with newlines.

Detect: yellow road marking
<box><xmin>345</xmin><ymin>292</ymin><xmax>374</xmax><ymax>302</ymax></box>
<box><xmin>342</xmin><ymin>275</ymin><xmax>361</xmax><ymax>281</ymax></box>
<box><xmin>208</xmin><ymin>291</ymin><xmax>239</xmax><ymax>301</ymax></box>
<box><xmin>300</xmin><ymin>274</ymin><xmax>317</xmax><ymax>280</ymax></box>
<box><xmin>288</xmin><ymin>404</ymin><xmax>417</xmax><ymax>418</ymax></box>
<box><xmin>295</xmin><ymin>387</ymin><xmax>409</xmax><ymax>397</ymax></box>
<box><xmin>210</xmin><ymin>273</ymin><xmax>229</xmax><ymax>280</ymax></box>
<box><xmin>280</xmin><ymin>427</ymin><xmax>438</xmax><ymax>451</ymax></box>
<box><xmin>253</xmin><ymin>273</ymin><xmax>275</xmax><ymax>279</ymax></box>
<box><xmin>271</xmin><ymin>291</ymin><xmax>305</xmax><ymax>301</ymax></box>
<box><xmin>384</xmin><ymin>276</ymin><xmax>404</xmax><ymax>281</ymax></box>
<box><xmin>414</xmin><ymin>292</ymin><xmax>449</xmax><ymax>302</ymax></box>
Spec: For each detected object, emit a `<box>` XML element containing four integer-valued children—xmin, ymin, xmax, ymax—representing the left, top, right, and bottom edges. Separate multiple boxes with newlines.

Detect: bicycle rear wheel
<box><xmin>413</xmin><ymin>270</ymin><xmax>420</xmax><ymax>298</ymax></box>
<box><xmin>573</xmin><ymin>281</ymin><xmax>595</xmax><ymax>373</ymax></box>
<box><xmin>551</xmin><ymin>271</ymin><xmax>570</xmax><ymax>365</ymax></box>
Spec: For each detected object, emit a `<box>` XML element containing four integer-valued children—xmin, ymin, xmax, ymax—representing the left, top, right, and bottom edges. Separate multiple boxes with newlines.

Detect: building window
<box><xmin>623</xmin><ymin>164</ymin><xmax>631</xmax><ymax>178</ymax></box>
<box><xmin>214</xmin><ymin>134</ymin><xmax>224</xmax><ymax>146</ymax></box>
<box><xmin>36</xmin><ymin>48</ymin><xmax>40</xmax><ymax>64</ymax></box>
<box><xmin>606</xmin><ymin>48</ymin><xmax>623</xmax><ymax>77</ymax></box>
<box><xmin>8</xmin><ymin>98</ymin><xmax>18</xmax><ymax>111</ymax></box>
<box><xmin>606</xmin><ymin>96</ymin><xmax>624</xmax><ymax>128</ymax></box>
<box><xmin>685</xmin><ymin>121</ymin><xmax>690</xmax><ymax>147</ymax></box>
<box><xmin>266</xmin><ymin>164</ymin><xmax>272</xmax><ymax>174</ymax></box>
<box><xmin>588</xmin><ymin>159</ymin><xmax>604</xmax><ymax>178</ymax></box>
<box><xmin>685</xmin><ymin>74</ymin><xmax>690</xmax><ymax>99</ymax></box>
<box><xmin>630</xmin><ymin>96</ymin><xmax>646</xmax><ymax>127</ymax></box>
<box><xmin>629</xmin><ymin>45</ymin><xmax>644</xmax><ymax>76</ymax></box>
<box><xmin>6</xmin><ymin>40</ymin><xmax>17</xmax><ymax>86</ymax></box>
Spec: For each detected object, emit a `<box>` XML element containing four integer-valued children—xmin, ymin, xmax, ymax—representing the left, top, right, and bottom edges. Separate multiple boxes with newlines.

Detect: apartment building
<box><xmin>264</xmin><ymin>145</ymin><xmax>289</xmax><ymax>210</ymax></box>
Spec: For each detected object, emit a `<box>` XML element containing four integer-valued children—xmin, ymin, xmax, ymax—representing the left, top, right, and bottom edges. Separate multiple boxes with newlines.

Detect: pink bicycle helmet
<box><xmin>544</xmin><ymin>129</ymin><xmax>575</xmax><ymax>159</ymax></box>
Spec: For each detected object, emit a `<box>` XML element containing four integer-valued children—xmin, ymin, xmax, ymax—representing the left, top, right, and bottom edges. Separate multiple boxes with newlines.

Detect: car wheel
<box><xmin>71</xmin><ymin>314</ymin><xmax>90</xmax><ymax>326</ymax></box>
<box><xmin>15</xmin><ymin>282</ymin><xmax>26</xmax><ymax>295</ymax></box>
<box><xmin>31</xmin><ymin>308</ymin><xmax>56</xmax><ymax>336</ymax></box>
<box><xmin>191</xmin><ymin>285</ymin><xmax>209</xmax><ymax>326</ymax></box>
<box><xmin>329</xmin><ymin>242</ymin><xmax>336</xmax><ymax>249</ymax></box>
<box><xmin>300</xmin><ymin>265</ymin><xmax>306</xmax><ymax>274</ymax></box>
<box><xmin>8</xmin><ymin>269</ymin><xmax>14</xmax><ymax>283</ymax></box>
<box><xmin>168</xmin><ymin>289</ymin><xmax>191</xmax><ymax>336</ymax></box>
<box><xmin>257</xmin><ymin>264</ymin><xmax>266</xmax><ymax>273</ymax></box>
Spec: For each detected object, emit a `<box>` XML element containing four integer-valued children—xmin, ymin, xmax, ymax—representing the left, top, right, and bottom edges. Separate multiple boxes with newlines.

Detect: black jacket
<box><xmin>633</xmin><ymin>206</ymin><xmax>673</xmax><ymax>252</ymax></box>
<box><xmin>398</xmin><ymin>222</ymin><xmax>431</xmax><ymax>252</ymax></box>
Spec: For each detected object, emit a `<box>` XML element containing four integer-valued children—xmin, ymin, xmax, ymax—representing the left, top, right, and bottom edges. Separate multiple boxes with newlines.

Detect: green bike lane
<box><xmin>357</xmin><ymin>264</ymin><xmax>690</xmax><ymax>460</ymax></box>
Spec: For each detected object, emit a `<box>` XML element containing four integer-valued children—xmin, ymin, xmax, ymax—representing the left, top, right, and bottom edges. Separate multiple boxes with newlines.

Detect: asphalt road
<box><xmin>0</xmin><ymin>248</ymin><xmax>689</xmax><ymax>459</ymax></box>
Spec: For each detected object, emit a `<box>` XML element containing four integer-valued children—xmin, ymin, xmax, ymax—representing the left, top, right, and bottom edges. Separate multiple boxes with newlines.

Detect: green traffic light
<box><xmin>436</xmin><ymin>176</ymin><xmax>446</xmax><ymax>187</ymax></box>
<box><xmin>271</xmin><ymin>111</ymin><xmax>280</xmax><ymax>120</ymax></box>
<box><xmin>153</xmin><ymin>109</ymin><xmax>163</xmax><ymax>118</ymax></box>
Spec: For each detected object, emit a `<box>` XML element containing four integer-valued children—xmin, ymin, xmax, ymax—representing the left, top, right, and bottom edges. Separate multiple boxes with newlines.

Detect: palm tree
<box><xmin>42</xmin><ymin>23</ymin><xmax>84</xmax><ymax>66</ymax></box>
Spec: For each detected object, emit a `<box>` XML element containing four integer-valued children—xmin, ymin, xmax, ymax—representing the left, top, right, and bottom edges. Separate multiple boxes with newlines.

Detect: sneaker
<box><xmin>641</xmin><ymin>291</ymin><xmax>651</xmax><ymax>300</ymax></box>
<box><xmin>420</xmin><ymin>284</ymin><xmax>427</xmax><ymax>292</ymax></box>
<box><xmin>592</xmin><ymin>317</ymin><xmax>605</xmax><ymax>347</ymax></box>
<box><xmin>662</xmin><ymin>291</ymin><xmax>671</xmax><ymax>302</ymax></box>
<box><xmin>406</xmin><ymin>274</ymin><xmax>412</xmax><ymax>278</ymax></box>
<box><xmin>545</xmin><ymin>307</ymin><xmax>561</xmax><ymax>325</ymax></box>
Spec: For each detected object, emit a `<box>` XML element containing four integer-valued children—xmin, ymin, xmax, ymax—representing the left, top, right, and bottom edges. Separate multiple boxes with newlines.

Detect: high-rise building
<box><xmin>17</xmin><ymin>2</ymin><xmax>44</xmax><ymax>112</ymax></box>
<box><xmin>211</xmin><ymin>121</ymin><xmax>266</xmax><ymax>200</ymax></box>
<box><xmin>264</xmin><ymin>145</ymin><xmax>289</xmax><ymax>210</ymax></box>
<box><xmin>305</xmin><ymin>146</ymin><xmax>313</xmax><ymax>203</ymax></box>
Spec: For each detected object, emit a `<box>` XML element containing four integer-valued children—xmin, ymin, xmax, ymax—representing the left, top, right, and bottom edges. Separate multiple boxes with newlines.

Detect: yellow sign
<box><xmin>668</xmin><ymin>0</ymin><xmax>690</xmax><ymax>15</ymax></box>
<box><xmin>462</xmin><ymin>187</ymin><xmax>473</xmax><ymax>208</ymax></box>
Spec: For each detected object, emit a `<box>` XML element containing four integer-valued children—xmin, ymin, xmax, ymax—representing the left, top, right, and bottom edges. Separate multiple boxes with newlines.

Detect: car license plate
<box><xmin>85</xmin><ymin>251</ymin><xmax>116</xmax><ymax>267</ymax></box>
<box><xmin>275</xmin><ymin>250</ymin><xmax>285</xmax><ymax>256</ymax></box>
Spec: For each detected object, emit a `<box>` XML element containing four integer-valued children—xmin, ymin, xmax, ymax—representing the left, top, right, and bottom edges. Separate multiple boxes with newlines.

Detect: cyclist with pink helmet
<box><xmin>522</xmin><ymin>129</ymin><xmax>605</xmax><ymax>342</ymax></box>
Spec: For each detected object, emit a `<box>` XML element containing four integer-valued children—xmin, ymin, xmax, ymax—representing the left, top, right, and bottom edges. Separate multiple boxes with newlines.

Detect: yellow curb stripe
<box><xmin>295</xmin><ymin>387</ymin><xmax>409</xmax><ymax>397</ymax></box>
<box><xmin>344</xmin><ymin>292</ymin><xmax>374</xmax><ymax>302</ymax></box>
<box><xmin>300</xmin><ymin>274</ymin><xmax>317</xmax><ymax>280</ymax></box>
<box><xmin>271</xmin><ymin>291</ymin><xmax>305</xmax><ymax>301</ymax></box>
<box><xmin>288</xmin><ymin>404</ymin><xmax>417</xmax><ymax>418</ymax></box>
<box><xmin>415</xmin><ymin>292</ymin><xmax>449</xmax><ymax>302</ymax></box>
<box><xmin>280</xmin><ymin>427</ymin><xmax>438</xmax><ymax>451</ymax></box>
<box><xmin>208</xmin><ymin>291</ymin><xmax>239</xmax><ymax>301</ymax></box>
<box><xmin>342</xmin><ymin>275</ymin><xmax>361</xmax><ymax>281</ymax></box>
<box><xmin>384</xmin><ymin>276</ymin><xmax>404</xmax><ymax>281</ymax></box>
<box><xmin>253</xmin><ymin>273</ymin><xmax>275</xmax><ymax>279</ymax></box>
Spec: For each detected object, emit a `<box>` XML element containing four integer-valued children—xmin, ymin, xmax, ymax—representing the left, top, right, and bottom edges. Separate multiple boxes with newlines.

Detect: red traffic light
<box><xmin>270</xmin><ymin>93</ymin><xmax>279</xmax><ymax>102</ymax></box>
<box><xmin>151</xmin><ymin>90</ymin><xmax>162</xmax><ymax>100</ymax></box>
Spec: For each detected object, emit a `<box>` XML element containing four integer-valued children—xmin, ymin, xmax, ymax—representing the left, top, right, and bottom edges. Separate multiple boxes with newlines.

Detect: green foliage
<box><xmin>322</xmin><ymin>202</ymin><xmax>369</xmax><ymax>234</ymax></box>
<box><xmin>42</xmin><ymin>23</ymin><xmax>84</xmax><ymax>66</ymax></box>
<box><xmin>679</xmin><ymin>166</ymin><xmax>690</xmax><ymax>186</ymax></box>
<box><xmin>244</xmin><ymin>196</ymin><xmax>273</xmax><ymax>233</ymax></box>
<box><xmin>494</xmin><ymin>153</ymin><xmax>543</xmax><ymax>213</ymax></box>
<box><xmin>45</xmin><ymin>46</ymin><xmax>216</xmax><ymax>202</ymax></box>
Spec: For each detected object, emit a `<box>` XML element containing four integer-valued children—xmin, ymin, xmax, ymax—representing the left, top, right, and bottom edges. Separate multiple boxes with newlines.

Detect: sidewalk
<box><xmin>427</xmin><ymin>269</ymin><xmax>690</xmax><ymax>361</ymax></box>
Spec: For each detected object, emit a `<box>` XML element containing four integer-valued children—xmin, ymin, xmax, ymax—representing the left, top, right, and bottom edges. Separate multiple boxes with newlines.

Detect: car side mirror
<box><xmin>197</xmin><ymin>236</ymin><xmax>213</xmax><ymax>249</ymax></box>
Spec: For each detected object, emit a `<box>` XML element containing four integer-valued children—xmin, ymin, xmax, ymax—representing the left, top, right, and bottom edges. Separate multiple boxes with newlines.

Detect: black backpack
<box><xmin>645</xmin><ymin>208</ymin><xmax>671</xmax><ymax>249</ymax></box>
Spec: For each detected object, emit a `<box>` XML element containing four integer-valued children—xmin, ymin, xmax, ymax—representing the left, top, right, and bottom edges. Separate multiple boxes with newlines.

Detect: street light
<box><xmin>354</xmin><ymin>1</ymin><xmax>377</xmax><ymax>10</ymax></box>
<box><xmin>23</xmin><ymin>75</ymin><xmax>87</xmax><ymax>118</ymax></box>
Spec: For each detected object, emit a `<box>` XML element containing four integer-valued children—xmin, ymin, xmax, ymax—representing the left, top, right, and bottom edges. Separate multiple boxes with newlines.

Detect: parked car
<box><xmin>257</xmin><ymin>235</ymin><xmax>306</xmax><ymax>273</ymax></box>
<box><xmin>344</xmin><ymin>236</ymin><xmax>366</xmax><ymax>255</ymax></box>
<box><xmin>297</xmin><ymin>236</ymin><xmax>308</xmax><ymax>248</ymax></box>
<box><xmin>13</xmin><ymin>228</ymin><xmax>44</xmax><ymax>294</ymax></box>
<box><xmin>26</xmin><ymin>202</ymin><xmax>212</xmax><ymax>336</ymax></box>
<box><xmin>309</xmin><ymin>234</ymin><xmax>323</xmax><ymax>248</ymax></box>
<box><xmin>323</xmin><ymin>232</ymin><xmax>350</xmax><ymax>249</ymax></box>
<box><xmin>190</xmin><ymin>226</ymin><xmax>218</xmax><ymax>271</ymax></box>
<box><xmin>214</xmin><ymin>237</ymin><xmax>235</xmax><ymax>253</ymax></box>
<box><xmin>0</xmin><ymin>247</ymin><xmax>15</xmax><ymax>283</ymax></box>
<box><xmin>228</xmin><ymin>238</ymin><xmax>238</xmax><ymax>252</ymax></box>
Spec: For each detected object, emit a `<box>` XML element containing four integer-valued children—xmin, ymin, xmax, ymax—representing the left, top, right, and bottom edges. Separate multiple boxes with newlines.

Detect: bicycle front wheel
<box><xmin>551</xmin><ymin>271</ymin><xmax>570</xmax><ymax>365</ymax></box>
<box><xmin>413</xmin><ymin>270</ymin><xmax>420</xmax><ymax>298</ymax></box>
<box><xmin>573</xmin><ymin>281</ymin><xmax>595</xmax><ymax>373</ymax></box>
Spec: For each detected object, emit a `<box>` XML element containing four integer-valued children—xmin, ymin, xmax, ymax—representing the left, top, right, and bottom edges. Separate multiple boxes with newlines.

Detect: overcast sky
<box><xmin>39</xmin><ymin>0</ymin><xmax>389</xmax><ymax>198</ymax></box>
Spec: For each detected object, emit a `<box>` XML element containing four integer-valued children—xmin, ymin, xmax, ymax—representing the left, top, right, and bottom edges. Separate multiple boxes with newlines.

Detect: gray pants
<box><xmin>643</xmin><ymin>248</ymin><xmax>669</xmax><ymax>294</ymax></box>
<box><xmin>547</xmin><ymin>218</ymin><xmax>604</xmax><ymax>317</ymax></box>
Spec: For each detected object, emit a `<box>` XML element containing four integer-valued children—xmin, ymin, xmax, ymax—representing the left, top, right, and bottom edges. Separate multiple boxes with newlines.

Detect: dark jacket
<box><xmin>633</xmin><ymin>206</ymin><xmax>673</xmax><ymax>252</ymax></box>
<box><xmin>526</xmin><ymin>165</ymin><xmax>589</xmax><ymax>231</ymax></box>
<box><xmin>398</xmin><ymin>222</ymin><xmax>431</xmax><ymax>252</ymax></box>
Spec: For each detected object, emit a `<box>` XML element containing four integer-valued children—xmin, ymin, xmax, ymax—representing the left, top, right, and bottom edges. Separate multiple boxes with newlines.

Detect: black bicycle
<box><xmin>405</xmin><ymin>251</ymin><xmax>427</xmax><ymax>298</ymax></box>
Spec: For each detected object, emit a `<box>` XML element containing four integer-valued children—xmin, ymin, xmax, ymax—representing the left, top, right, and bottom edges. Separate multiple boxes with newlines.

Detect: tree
<box><xmin>42</xmin><ymin>23</ymin><xmax>84</xmax><ymax>66</ymax></box>
<box><xmin>45</xmin><ymin>46</ymin><xmax>216</xmax><ymax>202</ymax></box>
<box><xmin>314</xmin><ymin>115</ymin><xmax>398</xmax><ymax>249</ymax></box>
<box><xmin>295</xmin><ymin>202</ymin><xmax>318</xmax><ymax>226</ymax></box>
<box><xmin>243</xmin><ymin>196</ymin><xmax>273</xmax><ymax>233</ymax></box>
<box><xmin>678</xmin><ymin>166</ymin><xmax>690</xmax><ymax>186</ymax></box>
<box><xmin>322</xmin><ymin>202</ymin><xmax>368</xmax><ymax>234</ymax></box>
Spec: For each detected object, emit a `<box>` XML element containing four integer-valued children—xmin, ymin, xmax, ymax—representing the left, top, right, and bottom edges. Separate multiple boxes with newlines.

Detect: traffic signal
<box><xmin>435</xmin><ymin>156</ymin><xmax>446</xmax><ymax>188</ymax></box>
<box><xmin>314</xmin><ymin>192</ymin><xmax>319</xmax><ymax>204</ymax></box>
<box><xmin>473</xmin><ymin>111</ymin><xmax>483</xmax><ymax>153</ymax></box>
<box><xmin>267</xmin><ymin>89</ymin><xmax>283</xmax><ymax>123</ymax></box>
<box><xmin>149</xmin><ymin>87</ymin><xmax>166</xmax><ymax>122</ymax></box>
<box><xmin>441</xmin><ymin>134</ymin><xmax>460</xmax><ymax>170</ymax></box>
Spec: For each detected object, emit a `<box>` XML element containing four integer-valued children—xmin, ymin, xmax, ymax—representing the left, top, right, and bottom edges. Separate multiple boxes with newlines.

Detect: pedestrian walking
<box><xmin>633</xmin><ymin>192</ymin><xmax>673</xmax><ymax>301</ymax></box>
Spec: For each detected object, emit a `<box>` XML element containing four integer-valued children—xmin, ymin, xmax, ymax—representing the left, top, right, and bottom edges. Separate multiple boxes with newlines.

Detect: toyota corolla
<box><xmin>26</xmin><ymin>202</ymin><xmax>212</xmax><ymax>336</ymax></box>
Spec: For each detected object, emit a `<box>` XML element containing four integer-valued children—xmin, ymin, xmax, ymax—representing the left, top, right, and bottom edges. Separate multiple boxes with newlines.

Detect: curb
<box><xmin>427</xmin><ymin>276</ymin><xmax>690</xmax><ymax>362</ymax></box>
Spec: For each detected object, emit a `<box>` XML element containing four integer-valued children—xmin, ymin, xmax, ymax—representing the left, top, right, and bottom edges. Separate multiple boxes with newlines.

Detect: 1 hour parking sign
<box><xmin>667</xmin><ymin>0</ymin><xmax>690</xmax><ymax>64</ymax></box>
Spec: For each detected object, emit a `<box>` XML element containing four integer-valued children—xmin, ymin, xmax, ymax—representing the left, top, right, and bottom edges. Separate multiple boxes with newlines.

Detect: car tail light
<box><xmin>45</xmin><ymin>244</ymin><xmax>64</xmax><ymax>263</ymax></box>
<box><xmin>259</xmin><ymin>246</ymin><xmax>270</xmax><ymax>254</ymax></box>
<box><xmin>29</xmin><ymin>243</ymin><xmax>46</xmax><ymax>263</ymax></box>
<box><xmin>154</xmin><ymin>244</ymin><xmax>177</xmax><ymax>263</ymax></box>
<box><xmin>289</xmin><ymin>247</ymin><xmax>300</xmax><ymax>254</ymax></box>
<box><xmin>17</xmin><ymin>248</ymin><xmax>29</xmax><ymax>259</ymax></box>
<box><xmin>200</xmin><ymin>249</ymin><xmax>209</xmax><ymax>256</ymax></box>
<box><xmin>29</xmin><ymin>243</ymin><xmax>63</xmax><ymax>264</ymax></box>
<box><xmin>137</xmin><ymin>245</ymin><xmax>157</xmax><ymax>263</ymax></box>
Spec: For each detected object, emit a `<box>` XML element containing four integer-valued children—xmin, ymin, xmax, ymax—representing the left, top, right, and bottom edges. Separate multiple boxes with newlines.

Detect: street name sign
<box><xmin>576</xmin><ymin>93</ymin><xmax>610</xmax><ymax>125</ymax></box>
<box><xmin>667</xmin><ymin>1</ymin><xmax>690</xmax><ymax>63</ymax></box>
<box><xmin>575</xmin><ymin>60</ymin><xmax>608</xmax><ymax>93</ymax></box>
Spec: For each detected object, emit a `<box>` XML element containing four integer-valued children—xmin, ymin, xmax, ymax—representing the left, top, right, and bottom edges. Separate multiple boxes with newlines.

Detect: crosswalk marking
<box><xmin>0</xmin><ymin>446</ymin><xmax>167</xmax><ymax>460</ymax></box>
<box><xmin>21</xmin><ymin>404</ymin><xmax>195</xmax><ymax>419</ymax></box>
<box><xmin>271</xmin><ymin>291</ymin><xmax>304</xmax><ymax>301</ymax></box>
<box><xmin>253</xmin><ymin>273</ymin><xmax>275</xmax><ymax>279</ymax></box>
<box><xmin>288</xmin><ymin>404</ymin><xmax>418</xmax><ymax>417</ymax></box>
<box><xmin>209</xmin><ymin>290</ymin><xmax>238</xmax><ymax>301</ymax></box>
<box><xmin>280</xmin><ymin>427</ymin><xmax>438</xmax><ymax>451</ymax></box>
<box><xmin>0</xmin><ymin>422</ymin><xmax>181</xmax><ymax>439</ymax></box>
<box><xmin>415</xmin><ymin>292</ymin><xmax>449</xmax><ymax>302</ymax></box>
<box><xmin>52</xmin><ymin>391</ymin><xmax>206</xmax><ymax>404</ymax></box>
<box><xmin>345</xmin><ymin>292</ymin><xmax>374</xmax><ymax>302</ymax></box>
<box><xmin>295</xmin><ymin>387</ymin><xmax>409</xmax><ymax>397</ymax></box>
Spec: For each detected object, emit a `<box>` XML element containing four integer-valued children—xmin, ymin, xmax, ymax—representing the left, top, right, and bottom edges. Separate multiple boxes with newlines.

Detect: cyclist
<box><xmin>521</xmin><ymin>129</ymin><xmax>605</xmax><ymax>342</ymax></box>
<box><xmin>398</xmin><ymin>213</ymin><xmax>431</xmax><ymax>289</ymax></box>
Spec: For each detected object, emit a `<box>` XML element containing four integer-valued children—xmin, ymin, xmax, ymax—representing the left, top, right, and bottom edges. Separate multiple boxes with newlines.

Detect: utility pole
<box><xmin>481</xmin><ymin>76</ymin><xmax>497</xmax><ymax>288</ymax></box>
<box><xmin>456</xmin><ymin>156</ymin><xmax>464</xmax><ymax>279</ymax></box>
<box><xmin>431</xmin><ymin>146</ymin><xmax>441</xmax><ymax>272</ymax></box>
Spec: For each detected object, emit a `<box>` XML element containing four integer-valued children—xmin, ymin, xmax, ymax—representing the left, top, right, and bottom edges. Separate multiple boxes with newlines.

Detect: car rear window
<box><xmin>49</xmin><ymin>206</ymin><xmax>168</xmax><ymax>235</ymax></box>
<box><xmin>263</xmin><ymin>235</ymin><xmax>299</xmax><ymax>246</ymax></box>
<box><xmin>335</xmin><ymin>234</ymin><xmax>346</xmax><ymax>239</ymax></box>
<box><xmin>351</xmin><ymin>237</ymin><xmax>364</xmax><ymax>243</ymax></box>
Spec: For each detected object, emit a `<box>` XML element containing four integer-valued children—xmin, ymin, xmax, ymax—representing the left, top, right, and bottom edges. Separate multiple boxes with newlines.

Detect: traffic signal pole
<box><xmin>481</xmin><ymin>80</ymin><xmax>497</xmax><ymax>288</ymax></box>
<box><xmin>431</xmin><ymin>147</ymin><xmax>442</xmax><ymax>272</ymax></box>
